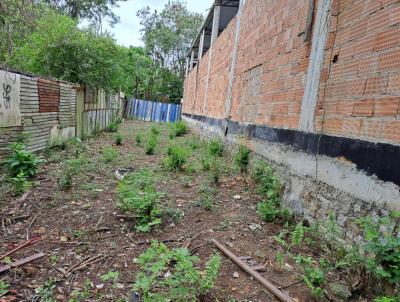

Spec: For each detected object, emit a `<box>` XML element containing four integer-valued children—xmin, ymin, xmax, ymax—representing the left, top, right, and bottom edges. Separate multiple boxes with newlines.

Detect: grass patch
<box><xmin>102</xmin><ymin>147</ymin><xmax>119</xmax><ymax>163</ymax></box>
<box><xmin>169</xmin><ymin>121</ymin><xmax>189</xmax><ymax>138</ymax></box>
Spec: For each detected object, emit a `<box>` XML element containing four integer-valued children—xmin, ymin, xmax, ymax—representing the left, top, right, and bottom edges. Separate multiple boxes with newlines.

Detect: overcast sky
<box><xmin>103</xmin><ymin>0</ymin><xmax>212</xmax><ymax>47</ymax></box>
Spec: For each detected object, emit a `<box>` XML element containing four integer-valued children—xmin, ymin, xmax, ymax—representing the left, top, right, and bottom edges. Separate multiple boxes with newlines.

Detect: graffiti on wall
<box><xmin>0</xmin><ymin>70</ymin><xmax>21</xmax><ymax>127</ymax></box>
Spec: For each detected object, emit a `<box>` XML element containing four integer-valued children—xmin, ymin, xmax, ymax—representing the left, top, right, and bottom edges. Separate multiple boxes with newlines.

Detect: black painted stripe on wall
<box><xmin>183</xmin><ymin>113</ymin><xmax>400</xmax><ymax>187</ymax></box>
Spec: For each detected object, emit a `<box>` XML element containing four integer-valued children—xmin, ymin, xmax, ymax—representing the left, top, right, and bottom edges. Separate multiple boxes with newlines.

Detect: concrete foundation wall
<box><xmin>183</xmin><ymin>114</ymin><xmax>400</xmax><ymax>232</ymax></box>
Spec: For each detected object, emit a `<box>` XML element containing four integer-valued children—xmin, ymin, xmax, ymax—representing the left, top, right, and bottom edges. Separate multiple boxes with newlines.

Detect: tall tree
<box><xmin>137</xmin><ymin>1</ymin><xmax>203</xmax><ymax>79</ymax></box>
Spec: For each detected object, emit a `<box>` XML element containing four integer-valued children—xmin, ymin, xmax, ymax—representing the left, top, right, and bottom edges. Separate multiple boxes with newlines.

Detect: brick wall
<box><xmin>317</xmin><ymin>0</ymin><xmax>400</xmax><ymax>143</ymax></box>
<box><xmin>183</xmin><ymin>0</ymin><xmax>400</xmax><ymax>146</ymax></box>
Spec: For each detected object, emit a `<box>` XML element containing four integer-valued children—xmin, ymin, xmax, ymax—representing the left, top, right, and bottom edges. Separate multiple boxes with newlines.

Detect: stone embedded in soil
<box><xmin>233</xmin><ymin>195</ymin><xmax>241</xmax><ymax>200</ymax></box>
<box><xmin>233</xmin><ymin>272</ymin><xmax>239</xmax><ymax>278</ymax></box>
<box><xmin>248</xmin><ymin>223</ymin><xmax>262</xmax><ymax>231</ymax></box>
<box><xmin>328</xmin><ymin>282</ymin><xmax>352</xmax><ymax>301</ymax></box>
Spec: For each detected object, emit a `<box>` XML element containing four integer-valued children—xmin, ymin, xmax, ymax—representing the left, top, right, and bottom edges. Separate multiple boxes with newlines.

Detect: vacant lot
<box><xmin>0</xmin><ymin>120</ymin><xmax>395</xmax><ymax>302</ymax></box>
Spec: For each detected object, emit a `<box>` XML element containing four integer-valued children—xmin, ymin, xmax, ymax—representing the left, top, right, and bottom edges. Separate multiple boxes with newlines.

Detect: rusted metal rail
<box><xmin>211</xmin><ymin>239</ymin><xmax>294</xmax><ymax>302</ymax></box>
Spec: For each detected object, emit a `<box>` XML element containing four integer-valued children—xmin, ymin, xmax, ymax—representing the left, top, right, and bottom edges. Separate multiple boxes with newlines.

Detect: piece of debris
<box><xmin>0</xmin><ymin>237</ymin><xmax>41</xmax><ymax>261</ymax></box>
<box><xmin>96</xmin><ymin>284</ymin><xmax>104</xmax><ymax>289</ymax></box>
<box><xmin>211</xmin><ymin>239</ymin><xmax>294</xmax><ymax>302</ymax></box>
<box><xmin>60</xmin><ymin>236</ymin><xmax>68</xmax><ymax>242</ymax></box>
<box><xmin>233</xmin><ymin>195</ymin><xmax>241</xmax><ymax>200</ymax></box>
<box><xmin>248</xmin><ymin>223</ymin><xmax>262</xmax><ymax>231</ymax></box>
<box><xmin>128</xmin><ymin>292</ymin><xmax>141</xmax><ymax>302</ymax></box>
<box><xmin>239</xmin><ymin>256</ymin><xmax>267</xmax><ymax>272</ymax></box>
<box><xmin>226</xmin><ymin>242</ymin><xmax>234</xmax><ymax>248</ymax></box>
<box><xmin>233</xmin><ymin>271</ymin><xmax>239</xmax><ymax>278</ymax></box>
<box><xmin>0</xmin><ymin>253</ymin><xmax>45</xmax><ymax>274</ymax></box>
<box><xmin>115</xmin><ymin>167</ymin><xmax>135</xmax><ymax>180</ymax></box>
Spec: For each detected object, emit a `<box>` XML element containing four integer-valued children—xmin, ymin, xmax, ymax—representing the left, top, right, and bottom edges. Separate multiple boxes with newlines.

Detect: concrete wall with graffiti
<box><xmin>0</xmin><ymin>69</ymin><xmax>124</xmax><ymax>159</ymax></box>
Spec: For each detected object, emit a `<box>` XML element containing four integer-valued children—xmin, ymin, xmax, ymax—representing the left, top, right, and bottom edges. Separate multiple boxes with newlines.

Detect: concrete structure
<box><xmin>183</xmin><ymin>0</ymin><xmax>400</xmax><ymax>227</ymax></box>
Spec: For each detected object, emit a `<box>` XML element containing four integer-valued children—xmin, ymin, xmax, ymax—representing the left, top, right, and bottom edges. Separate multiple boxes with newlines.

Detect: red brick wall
<box><xmin>183</xmin><ymin>0</ymin><xmax>400</xmax><ymax>145</ymax></box>
<box><xmin>317</xmin><ymin>0</ymin><xmax>400</xmax><ymax>144</ymax></box>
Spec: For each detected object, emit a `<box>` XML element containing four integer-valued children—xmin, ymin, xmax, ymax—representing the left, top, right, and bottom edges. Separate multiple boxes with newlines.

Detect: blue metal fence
<box><xmin>126</xmin><ymin>98</ymin><xmax>182</xmax><ymax>122</ymax></box>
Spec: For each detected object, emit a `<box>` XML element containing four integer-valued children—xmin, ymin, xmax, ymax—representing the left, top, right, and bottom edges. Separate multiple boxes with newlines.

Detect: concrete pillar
<box><xmin>203</xmin><ymin>5</ymin><xmax>221</xmax><ymax>114</ymax></box>
<box><xmin>224</xmin><ymin>0</ymin><xmax>245</xmax><ymax>120</ymax></box>
<box><xmin>211</xmin><ymin>6</ymin><xmax>221</xmax><ymax>44</ymax></box>
<box><xmin>299</xmin><ymin>0</ymin><xmax>332</xmax><ymax>132</ymax></box>
<box><xmin>198</xmin><ymin>29</ymin><xmax>205</xmax><ymax>60</ymax></box>
<box><xmin>185</xmin><ymin>58</ymin><xmax>189</xmax><ymax>77</ymax></box>
<box><xmin>189</xmin><ymin>49</ymin><xmax>195</xmax><ymax>71</ymax></box>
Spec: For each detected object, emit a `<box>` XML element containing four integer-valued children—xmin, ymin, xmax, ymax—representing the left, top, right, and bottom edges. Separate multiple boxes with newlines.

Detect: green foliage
<box><xmin>101</xmin><ymin>147</ymin><xmax>119</xmax><ymax>163</ymax></box>
<box><xmin>135</xmin><ymin>133</ymin><xmax>143</xmax><ymax>146</ymax></box>
<box><xmin>198</xmin><ymin>184</ymin><xmax>216</xmax><ymax>210</ymax></box>
<box><xmin>234</xmin><ymin>144</ymin><xmax>251</xmax><ymax>173</ymax></box>
<box><xmin>58</xmin><ymin>171</ymin><xmax>73</xmax><ymax>191</ymax></box>
<box><xmin>207</xmin><ymin>139</ymin><xmax>224</xmax><ymax>157</ymax></box>
<box><xmin>115</xmin><ymin>133</ymin><xmax>123</xmax><ymax>146</ymax></box>
<box><xmin>209</xmin><ymin>158</ymin><xmax>222</xmax><ymax>184</ymax></box>
<box><xmin>374</xmin><ymin>297</ymin><xmax>400</xmax><ymax>302</ymax></box>
<box><xmin>252</xmin><ymin>160</ymin><xmax>281</xmax><ymax>204</ymax></box>
<box><xmin>187</xmin><ymin>137</ymin><xmax>200</xmax><ymax>150</ymax></box>
<box><xmin>162</xmin><ymin>207</ymin><xmax>184</xmax><ymax>223</ymax></box>
<box><xmin>201</xmin><ymin>156</ymin><xmax>212</xmax><ymax>171</ymax></box>
<box><xmin>0</xmin><ymin>280</ymin><xmax>10</xmax><ymax>296</ymax></box>
<box><xmin>133</xmin><ymin>241</ymin><xmax>221</xmax><ymax>301</ymax></box>
<box><xmin>35</xmin><ymin>280</ymin><xmax>57</xmax><ymax>302</ymax></box>
<box><xmin>11</xmin><ymin>171</ymin><xmax>32</xmax><ymax>196</ymax></box>
<box><xmin>358</xmin><ymin>212</ymin><xmax>400</xmax><ymax>285</ymax></box>
<box><xmin>4</xmin><ymin>143</ymin><xmax>44</xmax><ymax>178</ymax></box>
<box><xmin>106</xmin><ymin>119</ymin><xmax>120</xmax><ymax>133</ymax></box>
<box><xmin>164</xmin><ymin>145</ymin><xmax>189</xmax><ymax>171</ymax></box>
<box><xmin>145</xmin><ymin>133</ymin><xmax>158</xmax><ymax>155</ymax></box>
<box><xmin>170</xmin><ymin>121</ymin><xmax>189</xmax><ymax>138</ymax></box>
<box><xmin>151</xmin><ymin>125</ymin><xmax>160</xmax><ymax>136</ymax></box>
<box><xmin>100</xmin><ymin>271</ymin><xmax>119</xmax><ymax>288</ymax></box>
<box><xmin>257</xmin><ymin>201</ymin><xmax>280</xmax><ymax>222</ymax></box>
<box><xmin>303</xmin><ymin>266</ymin><xmax>325</xmax><ymax>298</ymax></box>
<box><xmin>118</xmin><ymin>170</ymin><xmax>162</xmax><ymax>232</ymax></box>
<box><xmin>291</xmin><ymin>222</ymin><xmax>307</xmax><ymax>246</ymax></box>
<box><xmin>137</xmin><ymin>1</ymin><xmax>203</xmax><ymax>82</ymax></box>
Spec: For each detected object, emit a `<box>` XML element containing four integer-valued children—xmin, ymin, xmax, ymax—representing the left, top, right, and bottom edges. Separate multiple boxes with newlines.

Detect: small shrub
<box><xmin>170</xmin><ymin>121</ymin><xmax>189</xmax><ymax>138</ymax></box>
<box><xmin>11</xmin><ymin>171</ymin><xmax>32</xmax><ymax>196</ymax></box>
<box><xmin>207</xmin><ymin>138</ymin><xmax>224</xmax><ymax>157</ymax></box>
<box><xmin>198</xmin><ymin>184</ymin><xmax>216</xmax><ymax>210</ymax></box>
<box><xmin>209</xmin><ymin>158</ymin><xmax>222</xmax><ymax>184</ymax></box>
<box><xmin>150</xmin><ymin>125</ymin><xmax>160</xmax><ymax>136</ymax></box>
<box><xmin>162</xmin><ymin>207</ymin><xmax>184</xmax><ymax>223</ymax></box>
<box><xmin>135</xmin><ymin>133</ymin><xmax>143</xmax><ymax>145</ymax></box>
<box><xmin>164</xmin><ymin>145</ymin><xmax>190</xmax><ymax>171</ymax></box>
<box><xmin>252</xmin><ymin>160</ymin><xmax>282</xmax><ymax>204</ymax></box>
<box><xmin>234</xmin><ymin>144</ymin><xmax>251</xmax><ymax>173</ymax></box>
<box><xmin>102</xmin><ymin>147</ymin><xmax>119</xmax><ymax>163</ymax></box>
<box><xmin>133</xmin><ymin>241</ymin><xmax>221</xmax><ymax>301</ymax></box>
<box><xmin>358</xmin><ymin>212</ymin><xmax>400</xmax><ymax>285</ymax></box>
<box><xmin>4</xmin><ymin>143</ymin><xmax>44</xmax><ymax>178</ymax></box>
<box><xmin>58</xmin><ymin>171</ymin><xmax>73</xmax><ymax>191</ymax></box>
<box><xmin>118</xmin><ymin>169</ymin><xmax>162</xmax><ymax>232</ymax></box>
<box><xmin>291</xmin><ymin>222</ymin><xmax>307</xmax><ymax>246</ymax></box>
<box><xmin>145</xmin><ymin>133</ymin><xmax>157</xmax><ymax>155</ymax></box>
<box><xmin>187</xmin><ymin>137</ymin><xmax>200</xmax><ymax>150</ymax></box>
<box><xmin>201</xmin><ymin>156</ymin><xmax>212</xmax><ymax>171</ymax></box>
<box><xmin>106</xmin><ymin>119</ymin><xmax>120</xmax><ymax>132</ymax></box>
<box><xmin>302</xmin><ymin>266</ymin><xmax>325</xmax><ymax>298</ymax></box>
<box><xmin>115</xmin><ymin>133</ymin><xmax>123</xmax><ymax>145</ymax></box>
<box><xmin>257</xmin><ymin>201</ymin><xmax>280</xmax><ymax>222</ymax></box>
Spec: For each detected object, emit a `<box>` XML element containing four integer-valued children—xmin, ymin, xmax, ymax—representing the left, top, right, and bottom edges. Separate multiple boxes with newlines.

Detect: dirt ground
<box><xmin>0</xmin><ymin>120</ymin><xmax>346</xmax><ymax>301</ymax></box>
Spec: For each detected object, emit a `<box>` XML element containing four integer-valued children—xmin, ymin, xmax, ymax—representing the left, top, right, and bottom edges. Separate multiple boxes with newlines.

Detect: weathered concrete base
<box><xmin>183</xmin><ymin>115</ymin><xmax>400</xmax><ymax>234</ymax></box>
<box><xmin>49</xmin><ymin>125</ymin><xmax>76</xmax><ymax>146</ymax></box>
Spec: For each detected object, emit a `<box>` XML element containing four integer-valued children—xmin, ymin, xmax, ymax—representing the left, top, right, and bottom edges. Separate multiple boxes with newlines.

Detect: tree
<box><xmin>44</xmin><ymin>0</ymin><xmax>126</xmax><ymax>29</ymax></box>
<box><xmin>137</xmin><ymin>1</ymin><xmax>203</xmax><ymax>79</ymax></box>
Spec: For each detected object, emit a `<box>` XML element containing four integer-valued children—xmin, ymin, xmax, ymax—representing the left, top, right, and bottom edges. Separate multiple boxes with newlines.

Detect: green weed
<box><xmin>100</xmin><ymin>271</ymin><xmax>119</xmax><ymax>288</ymax></box>
<box><xmin>169</xmin><ymin>121</ymin><xmax>189</xmax><ymax>138</ymax></box>
<box><xmin>164</xmin><ymin>145</ymin><xmax>190</xmax><ymax>171</ymax></box>
<box><xmin>4</xmin><ymin>143</ymin><xmax>44</xmax><ymax>178</ymax></box>
<box><xmin>135</xmin><ymin>133</ymin><xmax>143</xmax><ymax>145</ymax></box>
<box><xmin>234</xmin><ymin>144</ymin><xmax>251</xmax><ymax>173</ymax></box>
<box><xmin>0</xmin><ymin>281</ymin><xmax>10</xmax><ymax>296</ymax></box>
<box><xmin>102</xmin><ymin>147</ymin><xmax>119</xmax><ymax>163</ymax></box>
<box><xmin>35</xmin><ymin>280</ymin><xmax>57</xmax><ymax>302</ymax></box>
<box><xmin>133</xmin><ymin>241</ymin><xmax>221</xmax><ymax>301</ymax></box>
<box><xmin>11</xmin><ymin>171</ymin><xmax>32</xmax><ymax>196</ymax></box>
<box><xmin>115</xmin><ymin>133</ymin><xmax>123</xmax><ymax>145</ymax></box>
<box><xmin>118</xmin><ymin>169</ymin><xmax>162</xmax><ymax>232</ymax></box>
<box><xmin>207</xmin><ymin>138</ymin><xmax>224</xmax><ymax>157</ymax></box>
<box><xmin>145</xmin><ymin>133</ymin><xmax>158</xmax><ymax>155</ymax></box>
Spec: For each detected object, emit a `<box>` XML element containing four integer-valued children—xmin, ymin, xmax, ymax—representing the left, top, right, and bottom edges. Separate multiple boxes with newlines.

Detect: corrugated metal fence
<box><xmin>126</xmin><ymin>99</ymin><xmax>182</xmax><ymax>122</ymax></box>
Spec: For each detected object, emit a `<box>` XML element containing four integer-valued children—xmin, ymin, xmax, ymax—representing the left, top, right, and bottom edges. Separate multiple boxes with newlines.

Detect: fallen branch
<box><xmin>0</xmin><ymin>237</ymin><xmax>41</xmax><ymax>261</ymax></box>
<box><xmin>0</xmin><ymin>253</ymin><xmax>45</xmax><ymax>274</ymax></box>
<box><xmin>211</xmin><ymin>239</ymin><xmax>294</xmax><ymax>302</ymax></box>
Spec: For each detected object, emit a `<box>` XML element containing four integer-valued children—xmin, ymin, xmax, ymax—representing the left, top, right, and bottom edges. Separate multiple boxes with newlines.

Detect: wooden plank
<box><xmin>211</xmin><ymin>239</ymin><xmax>294</xmax><ymax>302</ymax></box>
<box><xmin>0</xmin><ymin>253</ymin><xmax>45</xmax><ymax>273</ymax></box>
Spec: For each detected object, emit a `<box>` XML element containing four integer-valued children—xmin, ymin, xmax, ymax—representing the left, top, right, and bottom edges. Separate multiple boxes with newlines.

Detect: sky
<box><xmin>103</xmin><ymin>0</ymin><xmax>212</xmax><ymax>47</ymax></box>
